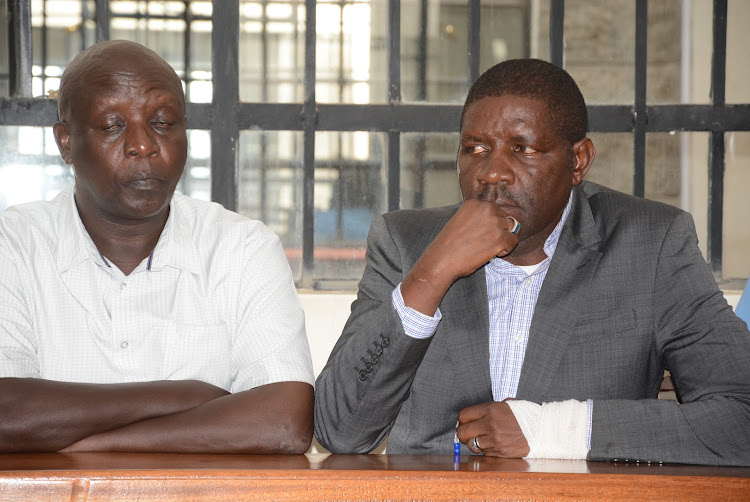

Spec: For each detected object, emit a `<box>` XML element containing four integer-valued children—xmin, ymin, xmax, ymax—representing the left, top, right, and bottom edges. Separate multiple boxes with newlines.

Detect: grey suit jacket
<box><xmin>314</xmin><ymin>181</ymin><xmax>750</xmax><ymax>465</ymax></box>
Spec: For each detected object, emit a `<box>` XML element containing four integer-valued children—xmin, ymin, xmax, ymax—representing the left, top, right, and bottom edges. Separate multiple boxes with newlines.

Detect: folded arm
<box><xmin>63</xmin><ymin>381</ymin><xmax>313</xmax><ymax>453</ymax></box>
<box><xmin>0</xmin><ymin>377</ymin><xmax>228</xmax><ymax>452</ymax></box>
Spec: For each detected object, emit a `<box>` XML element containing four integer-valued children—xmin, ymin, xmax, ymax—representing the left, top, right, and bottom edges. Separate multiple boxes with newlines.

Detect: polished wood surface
<box><xmin>0</xmin><ymin>453</ymin><xmax>748</xmax><ymax>501</ymax></box>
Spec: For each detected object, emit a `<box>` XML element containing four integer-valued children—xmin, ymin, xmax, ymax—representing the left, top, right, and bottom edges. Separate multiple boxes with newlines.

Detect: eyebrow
<box><xmin>508</xmin><ymin>134</ymin><xmax>540</xmax><ymax>145</ymax></box>
<box><xmin>460</xmin><ymin>133</ymin><xmax>485</xmax><ymax>143</ymax></box>
<box><xmin>461</xmin><ymin>132</ymin><xmax>541</xmax><ymax>146</ymax></box>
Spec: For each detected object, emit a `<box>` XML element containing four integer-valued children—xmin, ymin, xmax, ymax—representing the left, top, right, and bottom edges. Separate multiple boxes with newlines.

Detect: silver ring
<box><xmin>506</xmin><ymin>216</ymin><xmax>521</xmax><ymax>235</ymax></box>
<box><xmin>471</xmin><ymin>436</ymin><xmax>482</xmax><ymax>451</ymax></box>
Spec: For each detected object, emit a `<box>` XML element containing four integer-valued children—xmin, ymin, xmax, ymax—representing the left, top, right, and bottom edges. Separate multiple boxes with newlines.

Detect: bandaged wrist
<box><xmin>506</xmin><ymin>399</ymin><xmax>589</xmax><ymax>460</ymax></box>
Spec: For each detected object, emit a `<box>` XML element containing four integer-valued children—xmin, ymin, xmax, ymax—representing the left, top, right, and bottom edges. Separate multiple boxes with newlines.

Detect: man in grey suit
<box><xmin>314</xmin><ymin>59</ymin><xmax>750</xmax><ymax>466</ymax></box>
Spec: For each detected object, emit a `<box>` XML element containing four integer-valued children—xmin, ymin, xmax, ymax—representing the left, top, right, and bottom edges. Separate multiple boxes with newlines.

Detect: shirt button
<box><xmin>120</xmin><ymin>341</ymin><xmax>128</xmax><ymax>349</ymax></box>
<box><xmin>514</xmin><ymin>334</ymin><xmax>522</xmax><ymax>343</ymax></box>
<box><xmin>120</xmin><ymin>282</ymin><xmax>127</xmax><ymax>290</ymax></box>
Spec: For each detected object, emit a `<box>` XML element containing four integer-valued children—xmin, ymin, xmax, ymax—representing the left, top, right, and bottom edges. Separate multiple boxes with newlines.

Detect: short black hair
<box><xmin>461</xmin><ymin>58</ymin><xmax>588</xmax><ymax>145</ymax></box>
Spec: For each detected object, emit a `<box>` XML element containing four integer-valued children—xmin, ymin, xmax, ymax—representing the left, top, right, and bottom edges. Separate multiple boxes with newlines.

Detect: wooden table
<box><xmin>0</xmin><ymin>453</ymin><xmax>748</xmax><ymax>501</ymax></box>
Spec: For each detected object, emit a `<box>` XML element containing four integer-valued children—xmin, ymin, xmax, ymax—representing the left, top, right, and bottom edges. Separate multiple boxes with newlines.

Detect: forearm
<box><xmin>0</xmin><ymin>378</ymin><xmax>228</xmax><ymax>452</ymax></box>
<box><xmin>401</xmin><ymin>255</ymin><xmax>454</xmax><ymax>316</ymax></box>
<box><xmin>590</xmin><ymin>397</ymin><xmax>750</xmax><ymax>466</ymax></box>
<box><xmin>64</xmin><ymin>382</ymin><xmax>313</xmax><ymax>454</ymax></box>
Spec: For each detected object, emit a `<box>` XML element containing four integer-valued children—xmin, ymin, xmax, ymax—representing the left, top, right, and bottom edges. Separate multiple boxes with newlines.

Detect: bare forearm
<box><xmin>401</xmin><ymin>255</ymin><xmax>455</xmax><ymax>316</ymax></box>
<box><xmin>0</xmin><ymin>378</ymin><xmax>228</xmax><ymax>452</ymax></box>
<box><xmin>64</xmin><ymin>382</ymin><xmax>314</xmax><ymax>454</ymax></box>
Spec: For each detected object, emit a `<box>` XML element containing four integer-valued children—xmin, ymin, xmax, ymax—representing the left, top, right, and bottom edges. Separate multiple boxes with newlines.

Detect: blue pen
<box><xmin>454</xmin><ymin>420</ymin><xmax>461</xmax><ymax>456</ymax></box>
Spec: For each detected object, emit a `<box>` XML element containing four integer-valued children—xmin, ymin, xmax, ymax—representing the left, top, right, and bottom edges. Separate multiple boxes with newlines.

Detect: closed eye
<box><xmin>513</xmin><ymin>145</ymin><xmax>537</xmax><ymax>154</ymax></box>
<box><xmin>103</xmin><ymin>122</ymin><xmax>123</xmax><ymax>131</ymax></box>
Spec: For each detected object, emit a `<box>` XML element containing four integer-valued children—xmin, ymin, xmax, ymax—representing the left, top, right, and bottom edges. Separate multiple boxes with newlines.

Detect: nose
<box><xmin>124</xmin><ymin>123</ymin><xmax>159</xmax><ymax>158</ymax></box>
<box><xmin>476</xmin><ymin>150</ymin><xmax>514</xmax><ymax>185</ymax></box>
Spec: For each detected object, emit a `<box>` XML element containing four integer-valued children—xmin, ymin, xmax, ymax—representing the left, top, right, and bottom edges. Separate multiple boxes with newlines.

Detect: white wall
<box><xmin>299</xmin><ymin>292</ymin><xmax>356</xmax><ymax>377</ymax></box>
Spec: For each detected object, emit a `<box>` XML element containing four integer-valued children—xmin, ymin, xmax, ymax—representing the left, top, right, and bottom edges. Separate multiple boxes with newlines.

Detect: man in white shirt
<box><xmin>0</xmin><ymin>40</ymin><xmax>314</xmax><ymax>453</ymax></box>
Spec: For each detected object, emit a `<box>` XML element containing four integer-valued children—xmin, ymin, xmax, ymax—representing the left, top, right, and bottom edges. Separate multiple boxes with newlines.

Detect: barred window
<box><xmin>1</xmin><ymin>0</ymin><xmax>748</xmax><ymax>290</ymax></box>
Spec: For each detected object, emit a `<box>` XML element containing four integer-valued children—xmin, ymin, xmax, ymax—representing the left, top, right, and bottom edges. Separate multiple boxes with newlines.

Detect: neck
<box><xmin>503</xmin><ymin>211</ymin><xmax>565</xmax><ymax>267</ymax></box>
<box><xmin>76</xmin><ymin>200</ymin><xmax>169</xmax><ymax>276</ymax></box>
<box><xmin>502</xmin><ymin>239</ymin><xmax>549</xmax><ymax>267</ymax></box>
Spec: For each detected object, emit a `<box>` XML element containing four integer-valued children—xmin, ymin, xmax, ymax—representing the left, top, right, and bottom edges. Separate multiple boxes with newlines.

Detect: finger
<box><xmin>456</xmin><ymin>414</ymin><xmax>491</xmax><ymax>448</ymax></box>
<box><xmin>505</xmin><ymin>215</ymin><xmax>521</xmax><ymax>235</ymax></box>
<box><xmin>466</xmin><ymin>434</ymin><xmax>486</xmax><ymax>454</ymax></box>
<box><xmin>457</xmin><ymin>402</ymin><xmax>490</xmax><ymax>424</ymax></box>
<box><xmin>495</xmin><ymin>218</ymin><xmax>520</xmax><ymax>257</ymax></box>
<box><xmin>496</xmin><ymin>244</ymin><xmax>515</xmax><ymax>258</ymax></box>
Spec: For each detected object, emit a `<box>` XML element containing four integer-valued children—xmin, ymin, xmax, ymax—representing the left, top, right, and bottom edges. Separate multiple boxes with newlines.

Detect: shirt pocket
<box><xmin>570</xmin><ymin>309</ymin><xmax>636</xmax><ymax>345</ymax></box>
<box><xmin>162</xmin><ymin>321</ymin><xmax>231</xmax><ymax>391</ymax></box>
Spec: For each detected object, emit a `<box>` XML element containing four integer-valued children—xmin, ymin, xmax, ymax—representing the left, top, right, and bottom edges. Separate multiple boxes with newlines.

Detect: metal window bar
<box><xmin>41</xmin><ymin>0</ymin><xmax>48</xmax><ymax>97</ymax></box>
<box><xmin>183</xmin><ymin>2</ymin><xmax>193</xmax><ymax>103</ymax></box>
<box><xmin>708</xmin><ymin>0</ymin><xmax>728</xmax><ymax>279</ymax></box>
<box><xmin>468</xmin><ymin>0</ymin><xmax>480</xmax><ymax>86</ymax></box>
<box><xmin>95</xmin><ymin>0</ymin><xmax>110</xmax><ymax>42</ymax></box>
<box><xmin>633</xmin><ymin>0</ymin><xmax>647</xmax><ymax>198</ymax></box>
<box><xmin>301</xmin><ymin>0</ymin><xmax>317</xmax><ymax>288</ymax></box>
<box><xmin>211</xmin><ymin>0</ymin><xmax>240</xmax><ymax>210</ymax></box>
<box><xmin>386</xmin><ymin>0</ymin><xmax>401</xmax><ymax>213</ymax></box>
<box><xmin>549</xmin><ymin>0</ymin><xmax>564</xmax><ymax>68</ymax></box>
<box><xmin>8</xmin><ymin>0</ymin><xmax>33</xmax><ymax>98</ymax></box>
<box><xmin>258</xmin><ymin>0</ymin><xmax>270</xmax><ymax>224</ymax></box>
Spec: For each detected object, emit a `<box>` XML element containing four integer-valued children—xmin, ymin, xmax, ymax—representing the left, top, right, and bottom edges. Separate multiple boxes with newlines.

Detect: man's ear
<box><xmin>571</xmin><ymin>137</ymin><xmax>595</xmax><ymax>186</ymax></box>
<box><xmin>52</xmin><ymin>121</ymin><xmax>73</xmax><ymax>165</ymax></box>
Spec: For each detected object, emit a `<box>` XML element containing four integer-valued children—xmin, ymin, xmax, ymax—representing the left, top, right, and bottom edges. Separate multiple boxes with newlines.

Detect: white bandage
<box><xmin>506</xmin><ymin>399</ymin><xmax>589</xmax><ymax>460</ymax></box>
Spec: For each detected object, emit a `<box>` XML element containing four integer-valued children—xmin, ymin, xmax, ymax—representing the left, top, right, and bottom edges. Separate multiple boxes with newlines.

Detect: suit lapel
<box><xmin>516</xmin><ymin>185</ymin><xmax>603</xmax><ymax>402</ymax></box>
<box><xmin>442</xmin><ymin>267</ymin><xmax>494</xmax><ymax>403</ymax></box>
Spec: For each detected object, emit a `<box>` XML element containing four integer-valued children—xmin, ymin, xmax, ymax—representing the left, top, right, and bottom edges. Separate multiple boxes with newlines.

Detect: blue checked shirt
<box><xmin>393</xmin><ymin>194</ymin><xmax>593</xmax><ymax>449</ymax></box>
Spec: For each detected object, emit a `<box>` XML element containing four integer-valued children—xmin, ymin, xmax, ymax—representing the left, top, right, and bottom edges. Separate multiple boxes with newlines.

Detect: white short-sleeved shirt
<box><xmin>0</xmin><ymin>187</ymin><xmax>314</xmax><ymax>392</ymax></box>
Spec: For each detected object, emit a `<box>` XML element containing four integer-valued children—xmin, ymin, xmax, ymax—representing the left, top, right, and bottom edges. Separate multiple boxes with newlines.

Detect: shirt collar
<box><xmin>55</xmin><ymin>188</ymin><xmax>201</xmax><ymax>275</ymax></box>
<box><xmin>147</xmin><ymin>195</ymin><xmax>201</xmax><ymax>274</ymax></box>
<box><xmin>542</xmin><ymin>191</ymin><xmax>573</xmax><ymax>260</ymax></box>
<box><xmin>55</xmin><ymin>186</ymin><xmax>106</xmax><ymax>273</ymax></box>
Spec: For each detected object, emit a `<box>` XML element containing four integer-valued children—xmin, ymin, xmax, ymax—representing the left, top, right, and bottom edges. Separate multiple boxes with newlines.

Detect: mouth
<box><xmin>124</xmin><ymin>175</ymin><xmax>164</xmax><ymax>191</ymax></box>
<box><xmin>487</xmin><ymin>198</ymin><xmax>517</xmax><ymax>208</ymax></box>
<box><xmin>474</xmin><ymin>194</ymin><xmax>518</xmax><ymax>209</ymax></box>
<box><xmin>475</xmin><ymin>186</ymin><xmax>517</xmax><ymax>208</ymax></box>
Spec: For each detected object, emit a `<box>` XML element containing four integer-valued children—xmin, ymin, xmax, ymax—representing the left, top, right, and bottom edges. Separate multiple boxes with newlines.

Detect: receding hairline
<box><xmin>57</xmin><ymin>40</ymin><xmax>185</xmax><ymax>122</ymax></box>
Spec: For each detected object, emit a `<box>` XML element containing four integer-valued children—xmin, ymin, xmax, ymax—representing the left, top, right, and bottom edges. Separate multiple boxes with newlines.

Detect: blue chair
<box><xmin>736</xmin><ymin>278</ymin><xmax>750</xmax><ymax>330</ymax></box>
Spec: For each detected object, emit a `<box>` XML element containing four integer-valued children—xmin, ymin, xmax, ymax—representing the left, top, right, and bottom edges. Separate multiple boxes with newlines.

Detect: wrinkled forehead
<box><xmin>461</xmin><ymin>95</ymin><xmax>551</xmax><ymax>129</ymax></box>
<box><xmin>58</xmin><ymin>42</ymin><xmax>184</xmax><ymax>121</ymax></box>
<box><xmin>460</xmin><ymin>93</ymin><xmax>574</xmax><ymax>146</ymax></box>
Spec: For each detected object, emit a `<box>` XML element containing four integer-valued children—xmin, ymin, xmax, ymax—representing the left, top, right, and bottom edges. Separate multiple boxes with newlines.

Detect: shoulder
<box><xmin>581</xmin><ymin>181</ymin><xmax>683</xmax><ymax>220</ymax></box>
<box><xmin>172</xmin><ymin>194</ymin><xmax>277</xmax><ymax>239</ymax></box>
<box><xmin>170</xmin><ymin>194</ymin><xmax>282</xmax><ymax>257</ymax></box>
<box><xmin>0</xmin><ymin>189</ymin><xmax>71</xmax><ymax>250</ymax></box>
<box><xmin>579</xmin><ymin>181</ymin><xmax>688</xmax><ymax>236</ymax></box>
<box><xmin>569</xmin><ymin>182</ymin><xmax>701</xmax><ymax>268</ymax></box>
